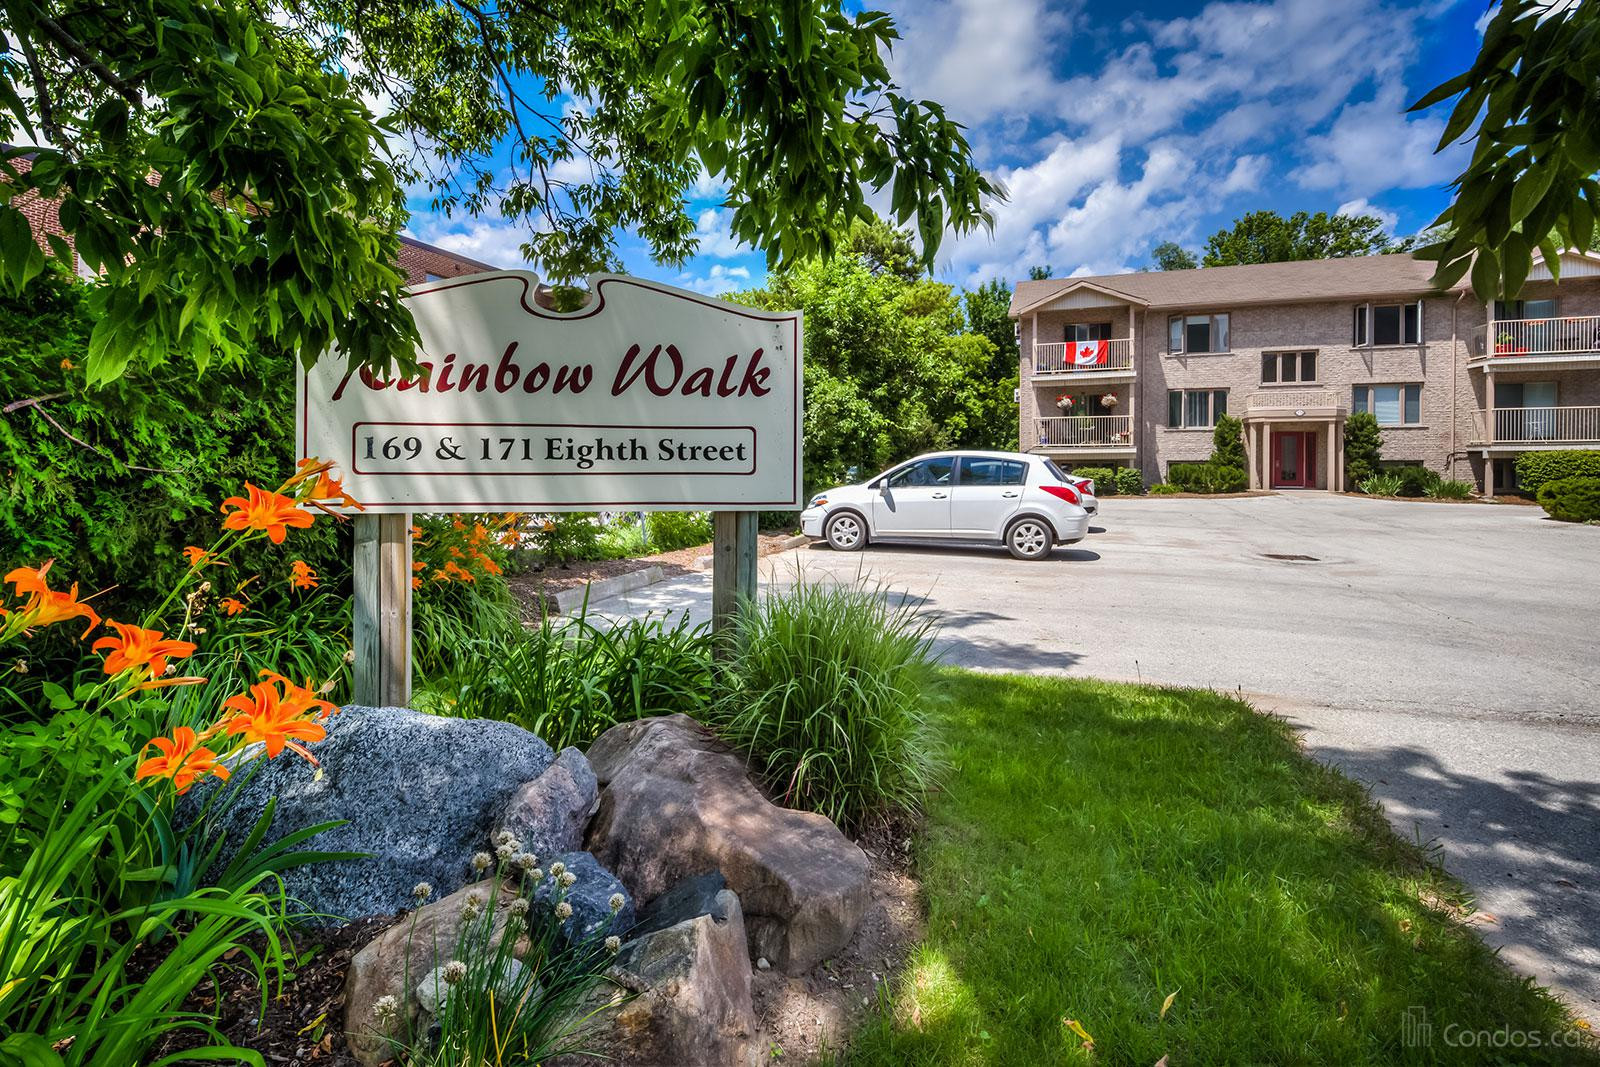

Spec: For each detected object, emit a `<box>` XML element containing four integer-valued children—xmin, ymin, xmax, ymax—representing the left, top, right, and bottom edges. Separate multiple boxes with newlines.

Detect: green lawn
<box><xmin>847</xmin><ymin>672</ymin><xmax>1598</xmax><ymax>1066</ymax></box>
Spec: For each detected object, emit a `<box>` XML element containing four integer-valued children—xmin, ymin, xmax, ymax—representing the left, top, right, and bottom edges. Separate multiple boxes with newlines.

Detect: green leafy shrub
<box><xmin>1515</xmin><ymin>450</ymin><xmax>1600</xmax><ymax>495</ymax></box>
<box><xmin>1113</xmin><ymin>467</ymin><xmax>1145</xmax><ymax>495</ymax></box>
<box><xmin>711</xmin><ymin>579</ymin><xmax>943</xmax><ymax>832</ymax></box>
<box><xmin>528</xmin><ymin>514</ymin><xmax>603</xmax><ymax>566</ymax></box>
<box><xmin>1169</xmin><ymin>462</ymin><xmax>1247</xmax><ymax>494</ymax></box>
<box><xmin>416</xmin><ymin>611</ymin><xmax>713</xmax><ymax>750</ymax></box>
<box><xmin>1069</xmin><ymin>466</ymin><xmax>1115</xmax><ymax>493</ymax></box>
<box><xmin>1424</xmin><ymin>478</ymin><xmax>1475</xmax><ymax>500</ymax></box>
<box><xmin>596</xmin><ymin>515</ymin><xmax>650</xmax><ymax>559</ymax></box>
<box><xmin>645</xmin><ymin>510</ymin><xmax>714</xmax><ymax>552</ymax></box>
<box><xmin>1358</xmin><ymin>472</ymin><xmax>1405</xmax><ymax>497</ymax></box>
<box><xmin>1148</xmin><ymin>483</ymin><xmax>1182</xmax><ymax>495</ymax></box>
<box><xmin>1390</xmin><ymin>465</ymin><xmax>1441</xmax><ymax>498</ymax></box>
<box><xmin>1344</xmin><ymin>412</ymin><xmax>1383</xmax><ymax>485</ymax></box>
<box><xmin>1536</xmin><ymin>476</ymin><xmax>1600</xmax><ymax>523</ymax></box>
<box><xmin>1211</xmin><ymin>414</ymin><xmax>1246</xmax><ymax>469</ymax></box>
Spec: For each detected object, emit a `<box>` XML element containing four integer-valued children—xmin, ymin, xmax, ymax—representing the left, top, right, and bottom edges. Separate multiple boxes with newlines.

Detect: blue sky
<box><xmin>405</xmin><ymin>0</ymin><xmax>1488</xmax><ymax>295</ymax></box>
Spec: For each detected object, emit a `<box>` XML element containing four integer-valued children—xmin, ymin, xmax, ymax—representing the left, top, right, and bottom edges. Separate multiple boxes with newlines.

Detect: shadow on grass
<box><xmin>844</xmin><ymin>673</ymin><xmax>1600</xmax><ymax>1067</ymax></box>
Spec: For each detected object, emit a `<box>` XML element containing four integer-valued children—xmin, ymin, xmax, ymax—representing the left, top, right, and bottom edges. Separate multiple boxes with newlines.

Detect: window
<box><xmin>959</xmin><ymin>458</ymin><xmax>1026</xmax><ymax>486</ymax></box>
<box><xmin>1066</xmin><ymin>322</ymin><xmax>1112</xmax><ymax>341</ymax></box>
<box><xmin>884</xmin><ymin>456</ymin><xmax>954</xmax><ymax>488</ymax></box>
<box><xmin>1167</xmin><ymin>312</ymin><xmax>1229</xmax><ymax>353</ymax></box>
<box><xmin>1495</xmin><ymin>299</ymin><xmax>1558</xmax><ymax>321</ymax></box>
<box><xmin>1262</xmin><ymin>351</ymin><xmax>1317</xmax><ymax>384</ymax></box>
<box><xmin>1352</xmin><ymin>384</ymin><xmax>1422</xmax><ymax>426</ymax></box>
<box><xmin>1353</xmin><ymin>301</ymin><xmax>1423</xmax><ymax>346</ymax></box>
<box><xmin>425</xmin><ymin>272</ymin><xmax>448</xmax><ymax>282</ymax></box>
<box><xmin>1167</xmin><ymin>389</ymin><xmax>1228</xmax><ymax>428</ymax></box>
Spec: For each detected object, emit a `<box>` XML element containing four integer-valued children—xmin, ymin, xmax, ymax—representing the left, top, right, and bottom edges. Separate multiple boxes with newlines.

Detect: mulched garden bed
<box><xmin>154</xmin><ymin>914</ymin><xmax>396</xmax><ymax>1066</ymax></box>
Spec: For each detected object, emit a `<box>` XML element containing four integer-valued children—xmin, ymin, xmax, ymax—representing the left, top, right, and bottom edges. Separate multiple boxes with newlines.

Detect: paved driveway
<box><xmin>593</xmin><ymin>494</ymin><xmax>1600</xmax><ymax>1019</ymax></box>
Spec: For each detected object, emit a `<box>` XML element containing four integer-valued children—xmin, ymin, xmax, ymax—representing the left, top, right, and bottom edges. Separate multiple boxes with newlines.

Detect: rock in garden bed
<box><xmin>585</xmin><ymin>713</ymin><xmax>871</xmax><ymax>974</ymax></box>
<box><xmin>495</xmin><ymin>746</ymin><xmax>599</xmax><ymax>859</ymax></box>
<box><xmin>183</xmin><ymin>705</ymin><xmax>558</xmax><ymax>921</ymax></box>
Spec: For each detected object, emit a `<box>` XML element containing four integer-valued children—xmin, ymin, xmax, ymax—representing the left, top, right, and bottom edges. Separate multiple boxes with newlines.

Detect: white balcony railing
<box><xmin>1033</xmin><ymin>338</ymin><xmax>1135</xmax><ymax>374</ymax></box>
<box><xmin>1472</xmin><ymin>316</ymin><xmax>1600</xmax><ymax>359</ymax></box>
<box><xmin>1473</xmin><ymin>405</ymin><xmax>1600</xmax><ymax>444</ymax></box>
<box><xmin>1033</xmin><ymin>415</ymin><xmax>1134</xmax><ymax>449</ymax></box>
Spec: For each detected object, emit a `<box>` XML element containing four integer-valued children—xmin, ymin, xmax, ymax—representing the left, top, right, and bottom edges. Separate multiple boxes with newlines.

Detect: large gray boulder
<box><xmin>187</xmin><ymin>705</ymin><xmax>554</xmax><ymax>921</ymax></box>
<box><xmin>585</xmin><ymin>714</ymin><xmax>870</xmax><ymax>974</ymax></box>
<box><xmin>531</xmin><ymin>850</ymin><xmax>636</xmax><ymax>945</ymax></box>
<box><xmin>494</xmin><ymin>747</ymin><xmax>598</xmax><ymax>860</ymax></box>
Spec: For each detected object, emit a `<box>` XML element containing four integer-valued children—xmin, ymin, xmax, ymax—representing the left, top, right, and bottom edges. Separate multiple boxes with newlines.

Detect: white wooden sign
<box><xmin>296</xmin><ymin>272</ymin><xmax>804</xmax><ymax>512</ymax></box>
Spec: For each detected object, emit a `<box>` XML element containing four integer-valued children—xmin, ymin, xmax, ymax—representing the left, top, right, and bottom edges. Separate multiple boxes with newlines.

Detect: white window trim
<box><xmin>1353</xmin><ymin>300</ymin><xmax>1425</xmax><ymax>348</ymax></box>
<box><xmin>1261</xmin><ymin>350</ymin><xmax>1320</xmax><ymax>387</ymax></box>
<box><xmin>1167</xmin><ymin>388</ymin><xmax>1229</xmax><ymax>430</ymax></box>
<box><xmin>1353</xmin><ymin>382</ymin><xmax>1424</xmax><ymax>427</ymax></box>
<box><xmin>1167</xmin><ymin>312</ymin><xmax>1232</xmax><ymax>355</ymax></box>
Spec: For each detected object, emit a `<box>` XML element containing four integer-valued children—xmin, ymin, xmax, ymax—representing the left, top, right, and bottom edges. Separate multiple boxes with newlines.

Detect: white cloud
<box><xmin>676</xmin><ymin>263</ymin><xmax>752</xmax><ymax>296</ymax></box>
<box><xmin>689</xmin><ymin>208</ymin><xmax>750</xmax><ymax>259</ymax></box>
<box><xmin>1298</xmin><ymin>84</ymin><xmax>1466</xmax><ymax>198</ymax></box>
<box><xmin>405</xmin><ymin>217</ymin><xmax>535</xmax><ymax>271</ymax></box>
<box><xmin>1336</xmin><ymin>197</ymin><xmax>1400</xmax><ymax>231</ymax></box>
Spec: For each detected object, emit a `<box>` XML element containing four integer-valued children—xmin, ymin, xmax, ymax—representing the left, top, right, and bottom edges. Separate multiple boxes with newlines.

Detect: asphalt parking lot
<box><xmin>594</xmin><ymin>493</ymin><xmax>1600</xmax><ymax>1019</ymax></box>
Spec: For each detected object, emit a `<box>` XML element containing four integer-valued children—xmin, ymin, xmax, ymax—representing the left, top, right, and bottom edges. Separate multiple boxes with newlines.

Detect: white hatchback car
<box><xmin>800</xmin><ymin>451</ymin><xmax>1091</xmax><ymax>560</ymax></box>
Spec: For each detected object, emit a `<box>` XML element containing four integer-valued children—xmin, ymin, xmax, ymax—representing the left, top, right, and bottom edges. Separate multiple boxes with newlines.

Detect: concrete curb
<box><xmin>693</xmin><ymin>533</ymin><xmax>812</xmax><ymax>571</ymax></box>
<box><xmin>554</xmin><ymin>565</ymin><xmax>666</xmax><ymax>613</ymax></box>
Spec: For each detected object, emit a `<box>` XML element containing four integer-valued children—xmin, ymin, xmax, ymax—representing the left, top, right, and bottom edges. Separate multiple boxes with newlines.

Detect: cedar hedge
<box><xmin>1516</xmin><ymin>450</ymin><xmax>1600</xmax><ymax>495</ymax></box>
<box><xmin>1536</xmin><ymin>476</ymin><xmax>1600</xmax><ymax>523</ymax></box>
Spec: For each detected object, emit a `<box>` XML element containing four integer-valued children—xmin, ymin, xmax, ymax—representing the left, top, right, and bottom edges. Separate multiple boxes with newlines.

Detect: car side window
<box><xmin>959</xmin><ymin>458</ymin><xmax>1024</xmax><ymax>486</ymax></box>
<box><xmin>887</xmin><ymin>457</ymin><xmax>955</xmax><ymax>489</ymax></box>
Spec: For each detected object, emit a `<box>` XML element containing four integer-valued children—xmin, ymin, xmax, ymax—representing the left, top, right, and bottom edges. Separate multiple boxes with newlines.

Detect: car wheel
<box><xmin>824</xmin><ymin>511</ymin><xmax>867</xmax><ymax>552</ymax></box>
<box><xmin>1006</xmin><ymin>517</ymin><xmax>1053</xmax><ymax>560</ymax></box>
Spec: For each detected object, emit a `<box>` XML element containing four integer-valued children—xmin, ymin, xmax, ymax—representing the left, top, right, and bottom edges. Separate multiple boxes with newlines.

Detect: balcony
<box><xmin>1471</xmin><ymin>405</ymin><xmax>1600</xmax><ymax>447</ymax></box>
<box><xmin>1470</xmin><ymin>316</ymin><xmax>1600</xmax><ymax>367</ymax></box>
<box><xmin>1242</xmin><ymin>388</ymin><xmax>1348</xmax><ymax>421</ymax></box>
<box><xmin>1033</xmin><ymin>338</ymin><xmax>1135</xmax><ymax>378</ymax></box>
<box><xmin>1032</xmin><ymin>415</ymin><xmax>1135</xmax><ymax>452</ymax></box>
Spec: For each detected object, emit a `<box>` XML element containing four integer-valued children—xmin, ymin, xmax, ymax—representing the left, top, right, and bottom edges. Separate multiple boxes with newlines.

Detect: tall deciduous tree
<box><xmin>733</xmin><ymin>219</ymin><xmax>1002</xmax><ymax>488</ymax></box>
<box><xmin>1411</xmin><ymin>0</ymin><xmax>1600</xmax><ymax>300</ymax></box>
<box><xmin>1152</xmin><ymin>241</ymin><xmax>1198</xmax><ymax>271</ymax></box>
<box><xmin>0</xmin><ymin>0</ymin><xmax>998</xmax><ymax>383</ymax></box>
<box><xmin>962</xmin><ymin>278</ymin><xmax>1020</xmax><ymax>446</ymax></box>
<box><xmin>1202</xmin><ymin>210</ymin><xmax>1412</xmax><ymax>267</ymax></box>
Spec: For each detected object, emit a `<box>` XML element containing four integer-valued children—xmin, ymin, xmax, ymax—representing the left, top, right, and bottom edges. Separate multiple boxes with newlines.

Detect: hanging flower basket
<box><xmin>1055</xmin><ymin>393</ymin><xmax>1074</xmax><ymax>411</ymax></box>
<box><xmin>1100</xmin><ymin>393</ymin><xmax>1119</xmax><ymax>408</ymax></box>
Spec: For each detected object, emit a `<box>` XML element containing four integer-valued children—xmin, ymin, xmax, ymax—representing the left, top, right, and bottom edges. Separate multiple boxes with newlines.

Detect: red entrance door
<box><xmin>1271</xmin><ymin>431</ymin><xmax>1319</xmax><ymax>488</ymax></box>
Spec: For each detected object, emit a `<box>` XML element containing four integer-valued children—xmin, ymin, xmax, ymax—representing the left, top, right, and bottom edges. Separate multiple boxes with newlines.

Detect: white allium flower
<box><xmin>605</xmin><ymin>935</ymin><xmax>621</xmax><ymax>954</ymax></box>
<box><xmin>461</xmin><ymin>891</ymin><xmax>484</xmax><ymax>922</ymax></box>
<box><xmin>527</xmin><ymin>868</ymin><xmax>543</xmax><ymax>883</ymax></box>
<box><xmin>412</xmin><ymin>882</ymin><xmax>433</xmax><ymax>902</ymax></box>
<box><xmin>509</xmin><ymin>897</ymin><xmax>530</xmax><ymax>917</ymax></box>
<box><xmin>372</xmin><ymin>994</ymin><xmax>399</xmax><ymax>1023</ymax></box>
<box><xmin>442</xmin><ymin>960</ymin><xmax>468</xmax><ymax>985</ymax></box>
<box><xmin>514</xmin><ymin>852</ymin><xmax>537</xmax><ymax>873</ymax></box>
<box><xmin>343</xmin><ymin>648</ymin><xmax>356</xmax><ymax>664</ymax></box>
<box><xmin>496</xmin><ymin>843</ymin><xmax>515</xmax><ymax>862</ymax></box>
<box><xmin>548</xmin><ymin>861</ymin><xmax>565</xmax><ymax>878</ymax></box>
<box><xmin>558</xmin><ymin>871</ymin><xmax>577</xmax><ymax>889</ymax></box>
<box><xmin>608</xmin><ymin>893</ymin><xmax>625</xmax><ymax>913</ymax></box>
<box><xmin>471</xmin><ymin>851</ymin><xmax>492</xmax><ymax>872</ymax></box>
<box><xmin>493</xmin><ymin>829</ymin><xmax>515</xmax><ymax>847</ymax></box>
<box><xmin>554</xmin><ymin>901</ymin><xmax>573</xmax><ymax>921</ymax></box>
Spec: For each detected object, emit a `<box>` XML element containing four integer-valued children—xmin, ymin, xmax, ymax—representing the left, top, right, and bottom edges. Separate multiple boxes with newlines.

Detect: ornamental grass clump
<box><xmin>371</xmin><ymin>832</ymin><xmax>627</xmax><ymax>1067</ymax></box>
<box><xmin>712</xmin><ymin>577</ymin><xmax>944</xmax><ymax>833</ymax></box>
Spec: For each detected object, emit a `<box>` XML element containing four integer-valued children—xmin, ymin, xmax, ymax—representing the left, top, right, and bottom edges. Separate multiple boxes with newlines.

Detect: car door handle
<box><xmin>931</xmin><ymin>492</ymin><xmax>948</xmax><ymax>499</ymax></box>
<box><xmin>1001</xmin><ymin>491</ymin><xmax>1019</xmax><ymax>498</ymax></box>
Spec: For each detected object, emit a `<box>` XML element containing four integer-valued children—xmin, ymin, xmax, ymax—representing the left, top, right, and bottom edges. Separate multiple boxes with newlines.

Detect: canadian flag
<box><xmin>1070</xmin><ymin>340</ymin><xmax>1109</xmax><ymax>366</ymax></box>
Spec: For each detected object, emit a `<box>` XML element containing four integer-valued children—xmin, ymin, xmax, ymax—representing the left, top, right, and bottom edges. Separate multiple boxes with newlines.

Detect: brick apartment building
<box><xmin>1008</xmin><ymin>251</ymin><xmax>1600</xmax><ymax>495</ymax></box>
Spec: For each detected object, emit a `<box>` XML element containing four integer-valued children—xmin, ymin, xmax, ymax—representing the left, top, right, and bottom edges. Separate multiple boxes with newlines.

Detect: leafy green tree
<box><xmin>1211</xmin><ymin>414</ymin><xmax>1246</xmax><ymax>470</ymax></box>
<box><xmin>962</xmin><ymin>278</ymin><xmax>1020</xmax><ymax>447</ymax></box>
<box><xmin>1028</xmin><ymin>265</ymin><xmax>1054</xmax><ymax>280</ymax></box>
<box><xmin>734</xmin><ymin>221</ymin><xmax>1000</xmax><ymax>488</ymax></box>
<box><xmin>0</xmin><ymin>0</ymin><xmax>998</xmax><ymax>383</ymax></box>
<box><xmin>1410</xmin><ymin>0</ymin><xmax>1600</xmax><ymax>300</ymax></box>
<box><xmin>1201</xmin><ymin>210</ymin><xmax>1411</xmax><ymax>267</ymax></box>
<box><xmin>1344</xmin><ymin>412</ymin><xmax>1383</xmax><ymax>485</ymax></box>
<box><xmin>1152</xmin><ymin>241</ymin><xmax>1198</xmax><ymax>271</ymax></box>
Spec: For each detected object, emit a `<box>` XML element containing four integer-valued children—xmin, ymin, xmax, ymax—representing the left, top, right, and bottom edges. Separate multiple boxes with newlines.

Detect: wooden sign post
<box><xmin>710</xmin><ymin>511</ymin><xmax>760</xmax><ymax>639</ymax></box>
<box><xmin>298</xmin><ymin>272</ymin><xmax>801</xmax><ymax>701</ymax></box>
<box><xmin>351</xmin><ymin>513</ymin><xmax>412</xmax><ymax>706</ymax></box>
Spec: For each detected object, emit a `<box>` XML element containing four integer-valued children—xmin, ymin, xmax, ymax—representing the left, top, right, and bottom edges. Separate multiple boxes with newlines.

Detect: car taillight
<box><xmin>1040</xmin><ymin>483</ymin><xmax>1081</xmax><ymax>505</ymax></box>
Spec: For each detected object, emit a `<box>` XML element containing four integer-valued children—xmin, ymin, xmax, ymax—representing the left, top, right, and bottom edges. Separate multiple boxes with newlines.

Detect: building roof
<box><xmin>1008</xmin><ymin>253</ymin><xmax>1461</xmax><ymax>317</ymax></box>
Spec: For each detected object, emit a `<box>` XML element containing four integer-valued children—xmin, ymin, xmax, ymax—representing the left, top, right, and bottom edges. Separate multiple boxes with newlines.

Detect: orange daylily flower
<box><xmin>223</xmin><ymin>678</ymin><xmax>331</xmax><ymax>762</ymax></box>
<box><xmin>136</xmin><ymin>727</ymin><xmax>230</xmax><ymax>794</ymax></box>
<box><xmin>411</xmin><ymin>560</ymin><xmax>426</xmax><ymax>572</ymax></box>
<box><xmin>289</xmin><ymin>560</ymin><xmax>319</xmax><ymax>590</ymax></box>
<box><xmin>182</xmin><ymin>546</ymin><xmax>226</xmax><ymax>568</ymax></box>
<box><xmin>220</xmin><ymin>483</ymin><xmax>314</xmax><ymax>544</ymax></box>
<box><xmin>475</xmin><ymin>553</ymin><xmax>502</xmax><ymax>576</ymax></box>
<box><xmin>411</xmin><ymin>576</ymin><xmax>423</xmax><ymax>590</ymax></box>
<box><xmin>5</xmin><ymin>560</ymin><xmax>55</xmax><ymax>598</ymax></box>
<box><xmin>259</xmin><ymin>670</ymin><xmax>338</xmax><ymax>722</ymax></box>
<box><xmin>308</xmin><ymin>469</ymin><xmax>365</xmax><ymax>510</ymax></box>
<box><xmin>92</xmin><ymin>620</ymin><xmax>197</xmax><ymax>678</ymax></box>
<box><xmin>220</xmin><ymin>597</ymin><xmax>247</xmax><ymax>616</ymax></box>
